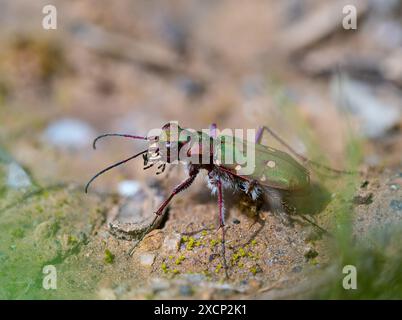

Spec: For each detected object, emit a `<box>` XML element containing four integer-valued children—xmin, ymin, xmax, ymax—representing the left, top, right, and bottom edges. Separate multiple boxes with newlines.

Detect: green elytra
<box><xmin>215</xmin><ymin>135</ymin><xmax>310</xmax><ymax>190</ymax></box>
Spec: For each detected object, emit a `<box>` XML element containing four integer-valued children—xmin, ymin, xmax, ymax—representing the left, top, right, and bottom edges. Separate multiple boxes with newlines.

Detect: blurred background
<box><xmin>0</xmin><ymin>0</ymin><xmax>402</xmax><ymax>299</ymax></box>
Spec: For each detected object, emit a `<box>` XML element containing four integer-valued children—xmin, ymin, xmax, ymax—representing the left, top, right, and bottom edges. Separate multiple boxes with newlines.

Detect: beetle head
<box><xmin>153</xmin><ymin>122</ymin><xmax>191</xmax><ymax>163</ymax></box>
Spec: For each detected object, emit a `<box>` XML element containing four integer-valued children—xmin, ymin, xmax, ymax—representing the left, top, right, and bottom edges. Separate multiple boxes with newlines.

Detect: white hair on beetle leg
<box><xmin>249</xmin><ymin>185</ymin><xmax>262</xmax><ymax>201</ymax></box>
<box><xmin>206</xmin><ymin>175</ymin><xmax>218</xmax><ymax>195</ymax></box>
<box><xmin>239</xmin><ymin>181</ymin><xmax>262</xmax><ymax>201</ymax></box>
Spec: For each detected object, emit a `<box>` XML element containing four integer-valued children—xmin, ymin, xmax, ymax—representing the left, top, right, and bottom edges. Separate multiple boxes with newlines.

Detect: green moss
<box><xmin>247</xmin><ymin>252</ymin><xmax>258</xmax><ymax>260</ymax></box>
<box><xmin>34</xmin><ymin>205</ymin><xmax>44</xmax><ymax>214</ymax></box>
<box><xmin>0</xmin><ymin>184</ymin><xmax>107</xmax><ymax>299</ymax></box>
<box><xmin>250</xmin><ymin>266</ymin><xmax>258</xmax><ymax>275</ymax></box>
<box><xmin>11</xmin><ymin>228</ymin><xmax>25</xmax><ymax>239</ymax></box>
<box><xmin>231</xmin><ymin>253</ymin><xmax>240</xmax><ymax>263</ymax></box>
<box><xmin>104</xmin><ymin>249</ymin><xmax>115</xmax><ymax>264</ymax></box>
<box><xmin>186</xmin><ymin>237</ymin><xmax>196</xmax><ymax>250</ymax></box>
<box><xmin>238</xmin><ymin>247</ymin><xmax>246</xmax><ymax>257</ymax></box>
<box><xmin>215</xmin><ymin>264</ymin><xmax>222</xmax><ymax>274</ymax></box>
<box><xmin>175</xmin><ymin>255</ymin><xmax>185</xmax><ymax>265</ymax></box>
<box><xmin>161</xmin><ymin>262</ymin><xmax>168</xmax><ymax>274</ymax></box>
<box><xmin>210</xmin><ymin>239</ymin><xmax>219</xmax><ymax>248</ymax></box>
<box><xmin>67</xmin><ymin>235</ymin><xmax>78</xmax><ymax>245</ymax></box>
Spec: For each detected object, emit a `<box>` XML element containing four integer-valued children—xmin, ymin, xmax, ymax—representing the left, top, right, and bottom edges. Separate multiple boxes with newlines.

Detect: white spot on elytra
<box><xmin>260</xmin><ymin>174</ymin><xmax>266</xmax><ymax>182</ymax></box>
<box><xmin>266</xmin><ymin>160</ymin><xmax>276</xmax><ymax>168</ymax></box>
<box><xmin>235</xmin><ymin>165</ymin><xmax>242</xmax><ymax>171</ymax></box>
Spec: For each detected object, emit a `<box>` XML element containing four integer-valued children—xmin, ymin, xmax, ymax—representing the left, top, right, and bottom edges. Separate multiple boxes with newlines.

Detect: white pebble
<box><xmin>162</xmin><ymin>233</ymin><xmax>181</xmax><ymax>253</ymax></box>
<box><xmin>6</xmin><ymin>162</ymin><xmax>32</xmax><ymax>189</ymax></box>
<box><xmin>139</xmin><ymin>253</ymin><xmax>156</xmax><ymax>267</ymax></box>
<box><xmin>117</xmin><ymin>180</ymin><xmax>141</xmax><ymax>197</ymax></box>
<box><xmin>43</xmin><ymin>118</ymin><xmax>96</xmax><ymax>150</ymax></box>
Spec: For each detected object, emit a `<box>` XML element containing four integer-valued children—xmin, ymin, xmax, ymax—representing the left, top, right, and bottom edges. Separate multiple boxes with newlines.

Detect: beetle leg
<box><xmin>255</xmin><ymin>126</ymin><xmax>265</xmax><ymax>144</ymax></box>
<box><xmin>217</xmin><ymin>178</ymin><xmax>229</xmax><ymax>278</ymax></box>
<box><xmin>154</xmin><ymin>169</ymin><xmax>199</xmax><ymax>215</ymax></box>
<box><xmin>246</xmin><ymin>179</ymin><xmax>258</xmax><ymax>196</ymax></box>
<box><xmin>143</xmin><ymin>163</ymin><xmax>154</xmax><ymax>170</ymax></box>
<box><xmin>128</xmin><ymin>214</ymin><xmax>160</xmax><ymax>256</ymax></box>
<box><xmin>256</xmin><ymin>126</ymin><xmax>303</xmax><ymax>161</ymax></box>
<box><xmin>142</xmin><ymin>153</ymin><xmax>149</xmax><ymax>166</ymax></box>
<box><xmin>156</xmin><ymin>163</ymin><xmax>166</xmax><ymax>175</ymax></box>
<box><xmin>256</xmin><ymin>125</ymin><xmax>355</xmax><ymax>175</ymax></box>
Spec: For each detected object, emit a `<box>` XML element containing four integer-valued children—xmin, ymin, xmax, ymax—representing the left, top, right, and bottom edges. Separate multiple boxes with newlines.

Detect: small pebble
<box><xmin>139</xmin><ymin>253</ymin><xmax>156</xmax><ymax>267</ymax></box>
<box><xmin>292</xmin><ymin>265</ymin><xmax>303</xmax><ymax>273</ymax></box>
<box><xmin>177</xmin><ymin>77</ymin><xmax>205</xmax><ymax>98</ymax></box>
<box><xmin>390</xmin><ymin>200</ymin><xmax>402</xmax><ymax>211</ymax></box>
<box><xmin>43</xmin><ymin>118</ymin><xmax>96</xmax><ymax>150</ymax></box>
<box><xmin>151</xmin><ymin>278</ymin><xmax>170</xmax><ymax>292</ymax></box>
<box><xmin>6</xmin><ymin>162</ymin><xmax>32</xmax><ymax>189</ymax></box>
<box><xmin>162</xmin><ymin>233</ymin><xmax>181</xmax><ymax>253</ymax></box>
<box><xmin>117</xmin><ymin>180</ymin><xmax>142</xmax><ymax>197</ymax></box>
<box><xmin>183</xmin><ymin>274</ymin><xmax>206</xmax><ymax>283</ymax></box>
<box><xmin>179</xmin><ymin>285</ymin><xmax>193</xmax><ymax>297</ymax></box>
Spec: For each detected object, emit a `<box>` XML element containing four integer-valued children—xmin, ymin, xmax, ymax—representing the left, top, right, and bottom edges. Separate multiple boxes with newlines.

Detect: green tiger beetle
<box><xmin>86</xmin><ymin>122</ymin><xmax>351</xmax><ymax>277</ymax></box>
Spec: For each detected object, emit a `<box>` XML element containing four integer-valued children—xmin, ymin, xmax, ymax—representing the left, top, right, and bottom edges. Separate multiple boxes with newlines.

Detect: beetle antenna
<box><xmin>92</xmin><ymin>134</ymin><xmax>149</xmax><ymax>150</ymax></box>
<box><xmin>85</xmin><ymin>150</ymin><xmax>148</xmax><ymax>193</ymax></box>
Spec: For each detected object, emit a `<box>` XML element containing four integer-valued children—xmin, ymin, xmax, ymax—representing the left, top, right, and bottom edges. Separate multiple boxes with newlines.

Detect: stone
<box><xmin>390</xmin><ymin>200</ymin><xmax>402</xmax><ymax>212</ymax></box>
<box><xmin>150</xmin><ymin>278</ymin><xmax>170</xmax><ymax>292</ymax></box>
<box><xmin>139</xmin><ymin>230</ymin><xmax>164</xmax><ymax>251</ymax></box>
<box><xmin>43</xmin><ymin>118</ymin><xmax>96</xmax><ymax>150</ymax></box>
<box><xmin>6</xmin><ymin>162</ymin><xmax>32</xmax><ymax>189</ymax></box>
<box><xmin>139</xmin><ymin>253</ymin><xmax>156</xmax><ymax>267</ymax></box>
<box><xmin>108</xmin><ymin>182</ymin><xmax>165</xmax><ymax>241</ymax></box>
<box><xmin>162</xmin><ymin>233</ymin><xmax>181</xmax><ymax>253</ymax></box>
<box><xmin>117</xmin><ymin>180</ymin><xmax>142</xmax><ymax>198</ymax></box>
